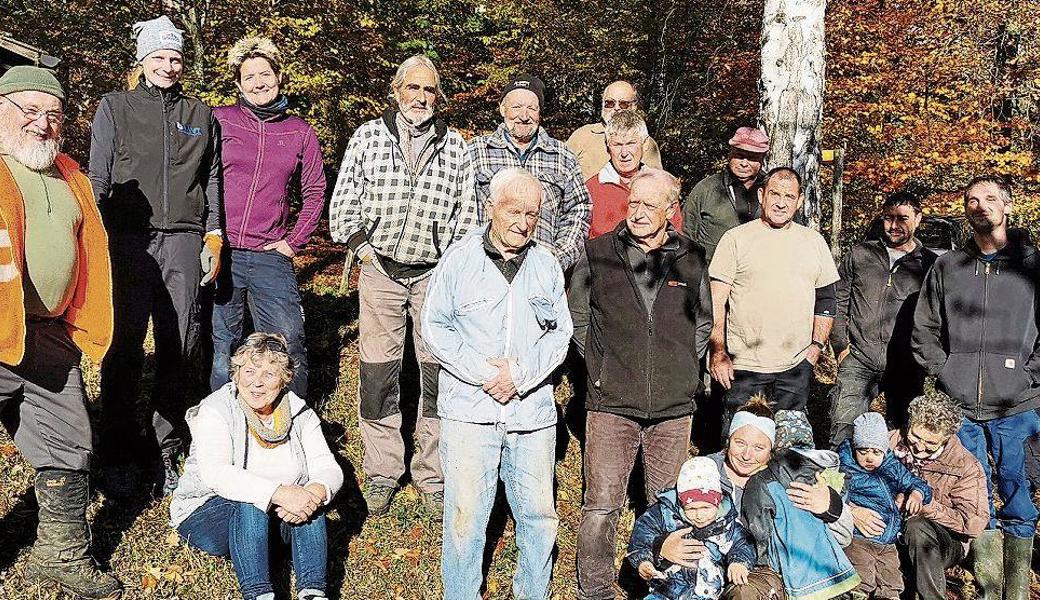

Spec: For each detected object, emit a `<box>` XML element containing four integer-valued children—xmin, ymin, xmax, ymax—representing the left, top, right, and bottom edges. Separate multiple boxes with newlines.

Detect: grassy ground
<box><xmin>0</xmin><ymin>231</ymin><xmax>1023</xmax><ymax>599</ymax></box>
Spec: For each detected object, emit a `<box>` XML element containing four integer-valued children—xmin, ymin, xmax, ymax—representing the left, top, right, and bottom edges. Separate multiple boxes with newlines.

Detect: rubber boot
<box><xmin>24</xmin><ymin>469</ymin><xmax>123</xmax><ymax>599</ymax></box>
<box><xmin>1004</xmin><ymin>534</ymin><xmax>1034</xmax><ymax>600</ymax></box>
<box><xmin>970</xmin><ymin>529</ymin><xmax>1005</xmax><ymax>600</ymax></box>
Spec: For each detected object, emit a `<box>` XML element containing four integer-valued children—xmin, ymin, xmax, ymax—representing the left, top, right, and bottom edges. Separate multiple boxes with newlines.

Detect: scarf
<box><xmin>396</xmin><ymin>110</ymin><xmax>436</xmax><ymax>176</ymax></box>
<box><xmin>238</xmin><ymin>392</ymin><xmax>291</xmax><ymax>448</ymax></box>
<box><xmin>241</xmin><ymin>94</ymin><xmax>290</xmax><ymax>122</ymax></box>
<box><xmin>892</xmin><ymin>437</ymin><xmax>944</xmax><ymax>477</ymax></box>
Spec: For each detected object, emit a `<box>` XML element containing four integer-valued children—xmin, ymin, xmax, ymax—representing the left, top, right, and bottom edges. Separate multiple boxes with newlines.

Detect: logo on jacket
<box><xmin>176</xmin><ymin>122</ymin><xmax>203</xmax><ymax>137</ymax></box>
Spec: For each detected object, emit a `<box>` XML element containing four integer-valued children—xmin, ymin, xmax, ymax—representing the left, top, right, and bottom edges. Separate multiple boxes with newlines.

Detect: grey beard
<box><xmin>1</xmin><ymin>135</ymin><xmax>60</xmax><ymax>171</ymax></box>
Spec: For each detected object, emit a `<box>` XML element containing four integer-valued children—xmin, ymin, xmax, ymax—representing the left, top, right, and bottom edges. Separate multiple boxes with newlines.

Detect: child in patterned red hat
<box><xmin>627</xmin><ymin>457</ymin><xmax>755</xmax><ymax>600</ymax></box>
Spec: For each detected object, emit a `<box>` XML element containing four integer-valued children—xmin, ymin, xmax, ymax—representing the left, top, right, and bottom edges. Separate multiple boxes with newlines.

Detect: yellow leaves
<box><xmin>139</xmin><ymin>562</ymin><xmax>186</xmax><ymax>594</ymax></box>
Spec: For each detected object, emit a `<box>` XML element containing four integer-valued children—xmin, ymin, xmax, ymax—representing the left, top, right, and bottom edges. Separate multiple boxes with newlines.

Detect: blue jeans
<box><xmin>177</xmin><ymin>497</ymin><xmax>328</xmax><ymax>598</ymax></box>
<box><xmin>211</xmin><ymin>249</ymin><xmax>308</xmax><ymax>397</ymax></box>
<box><xmin>440</xmin><ymin>419</ymin><xmax>558</xmax><ymax>600</ymax></box>
<box><xmin>957</xmin><ymin>410</ymin><xmax>1040</xmax><ymax>539</ymax></box>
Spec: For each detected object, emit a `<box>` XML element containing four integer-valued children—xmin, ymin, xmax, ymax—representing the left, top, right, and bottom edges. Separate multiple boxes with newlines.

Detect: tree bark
<box><xmin>759</xmin><ymin>0</ymin><xmax>826</xmax><ymax>230</ymax></box>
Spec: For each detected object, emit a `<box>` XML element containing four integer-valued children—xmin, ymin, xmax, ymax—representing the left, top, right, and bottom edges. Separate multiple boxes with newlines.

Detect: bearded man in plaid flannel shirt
<box><xmin>469</xmin><ymin>74</ymin><xmax>591</xmax><ymax>271</ymax></box>
<box><xmin>329</xmin><ymin>55</ymin><xmax>477</xmax><ymax>518</ymax></box>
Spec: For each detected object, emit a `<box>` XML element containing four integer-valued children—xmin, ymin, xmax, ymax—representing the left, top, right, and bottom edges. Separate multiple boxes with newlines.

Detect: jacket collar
<box><xmin>863</xmin><ymin>237</ymin><xmax>930</xmax><ymax>265</ymax></box>
<box><xmin>596</xmin><ymin>161</ymin><xmax>645</xmax><ymax>187</ymax></box>
<box><xmin>613</xmin><ymin>222</ymin><xmax>685</xmax><ymax>258</ymax></box>
<box><xmin>381</xmin><ymin>108</ymin><xmax>448</xmax><ymax>146</ymax></box>
<box><xmin>134</xmin><ymin>77</ymin><xmax>183</xmax><ymax>105</ymax></box>
<box><xmin>722</xmin><ymin>167</ymin><xmax>763</xmax><ymax>193</ymax></box>
<box><xmin>487</xmin><ymin>123</ymin><xmax>558</xmax><ymax>156</ymax></box>
<box><xmin>962</xmin><ymin>228</ymin><xmax>1036</xmax><ymax>264</ymax></box>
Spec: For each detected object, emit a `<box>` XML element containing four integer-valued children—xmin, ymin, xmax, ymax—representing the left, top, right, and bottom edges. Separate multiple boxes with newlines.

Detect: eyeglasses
<box><xmin>2</xmin><ymin>95</ymin><xmax>64</xmax><ymax>125</ymax></box>
<box><xmin>602</xmin><ymin>99</ymin><xmax>635</xmax><ymax>110</ymax></box>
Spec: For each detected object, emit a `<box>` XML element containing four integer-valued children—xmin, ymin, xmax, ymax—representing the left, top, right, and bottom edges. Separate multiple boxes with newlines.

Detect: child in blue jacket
<box><xmin>628</xmin><ymin>457</ymin><xmax>755</xmax><ymax>600</ymax></box>
<box><xmin>838</xmin><ymin>411</ymin><xmax>932</xmax><ymax>599</ymax></box>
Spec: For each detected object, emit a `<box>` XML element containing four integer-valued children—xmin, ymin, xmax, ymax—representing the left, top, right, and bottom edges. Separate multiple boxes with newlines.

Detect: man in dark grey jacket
<box><xmin>569</xmin><ymin>168</ymin><xmax>713</xmax><ymax>600</ymax></box>
<box><xmin>681</xmin><ymin>127</ymin><xmax>767</xmax><ymax>262</ymax></box>
<box><xmin>828</xmin><ymin>193</ymin><xmax>936</xmax><ymax>448</ymax></box>
<box><xmin>912</xmin><ymin>175</ymin><xmax>1040</xmax><ymax>600</ymax></box>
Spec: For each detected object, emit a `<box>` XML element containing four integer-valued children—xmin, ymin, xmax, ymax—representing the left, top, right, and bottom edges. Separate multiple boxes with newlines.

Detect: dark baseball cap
<box><xmin>500</xmin><ymin>74</ymin><xmax>545</xmax><ymax>108</ymax></box>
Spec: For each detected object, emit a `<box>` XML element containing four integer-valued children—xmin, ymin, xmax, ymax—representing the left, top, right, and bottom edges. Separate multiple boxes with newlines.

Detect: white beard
<box><xmin>0</xmin><ymin>113</ymin><xmax>60</xmax><ymax>171</ymax></box>
<box><xmin>4</xmin><ymin>137</ymin><xmax>60</xmax><ymax>171</ymax></box>
<box><xmin>398</xmin><ymin>102</ymin><xmax>434</xmax><ymax>128</ymax></box>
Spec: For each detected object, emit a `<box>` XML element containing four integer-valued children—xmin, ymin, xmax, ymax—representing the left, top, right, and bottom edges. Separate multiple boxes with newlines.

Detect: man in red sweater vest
<box><xmin>585</xmin><ymin>110</ymin><xmax>681</xmax><ymax>238</ymax></box>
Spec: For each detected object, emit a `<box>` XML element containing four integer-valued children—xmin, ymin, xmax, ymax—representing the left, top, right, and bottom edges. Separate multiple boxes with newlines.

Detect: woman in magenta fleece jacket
<box><xmin>210</xmin><ymin>36</ymin><xmax>327</xmax><ymax>397</ymax></box>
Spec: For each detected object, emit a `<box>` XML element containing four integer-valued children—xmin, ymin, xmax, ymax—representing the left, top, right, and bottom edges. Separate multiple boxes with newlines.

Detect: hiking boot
<box><xmin>28</xmin><ymin>469</ymin><xmax>123</xmax><ymax>599</ymax></box>
<box><xmin>421</xmin><ymin>490</ymin><xmax>444</xmax><ymax>518</ymax></box>
<box><xmin>1004</xmin><ymin>534</ymin><xmax>1034</xmax><ymax>600</ymax></box>
<box><xmin>971</xmin><ymin>529</ymin><xmax>1004</xmax><ymax>600</ymax></box>
<box><xmin>363</xmin><ymin>483</ymin><xmax>398</xmax><ymax>517</ymax></box>
<box><xmin>156</xmin><ymin>446</ymin><xmax>181</xmax><ymax>497</ymax></box>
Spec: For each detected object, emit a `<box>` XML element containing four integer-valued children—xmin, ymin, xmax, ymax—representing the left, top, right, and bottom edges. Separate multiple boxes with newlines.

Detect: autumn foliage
<box><xmin>2</xmin><ymin>0</ymin><xmax>1038</xmax><ymax>245</ymax></box>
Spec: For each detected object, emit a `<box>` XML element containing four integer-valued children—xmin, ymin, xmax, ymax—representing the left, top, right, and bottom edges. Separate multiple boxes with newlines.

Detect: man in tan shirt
<box><xmin>566</xmin><ymin>80</ymin><xmax>662</xmax><ymax>180</ymax></box>
<box><xmin>708</xmin><ymin>167</ymin><xmax>839</xmax><ymax>433</ymax></box>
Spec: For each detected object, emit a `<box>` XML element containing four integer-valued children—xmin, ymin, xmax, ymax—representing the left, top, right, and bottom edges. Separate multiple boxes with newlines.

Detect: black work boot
<box><xmin>25</xmin><ymin>469</ymin><xmax>123</xmax><ymax>599</ymax></box>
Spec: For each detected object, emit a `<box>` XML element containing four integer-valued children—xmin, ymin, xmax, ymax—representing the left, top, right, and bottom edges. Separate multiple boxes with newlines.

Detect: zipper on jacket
<box><xmin>976</xmin><ymin>262</ymin><xmax>990</xmax><ymax>418</ymax></box>
<box><xmin>391</xmin><ymin>141</ymin><xmax>420</xmax><ymax>260</ymax></box>
<box><xmin>880</xmin><ymin>264</ymin><xmax>898</xmax><ymax>345</ymax></box>
<box><xmin>161</xmin><ymin>93</ymin><xmax>171</xmax><ymax>228</ymax></box>
<box><xmin>242</xmin><ymin>421</ymin><xmax>251</xmax><ymax>468</ymax></box>
<box><xmin>502</xmin><ymin>278</ymin><xmax>515</xmax><ymax>425</ymax></box>
<box><xmin>238</xmin><ymin>119</ymin><xmax>266</xmax><ymax>247</ymax></box>
<box><xmin>647</xmin><ymin>312</ymin><xmax>654</xmax><ymax>417</ymax></box>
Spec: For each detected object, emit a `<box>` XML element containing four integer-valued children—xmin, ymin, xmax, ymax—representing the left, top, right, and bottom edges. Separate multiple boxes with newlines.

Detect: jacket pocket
<box><xmin>456</xmin><ymin>297</ymin><xmax>495</xmax><ymax>315</ymax></box>
<box><xmin>984</xmin><ymin>352</ymin><xmax>1035</xmax><ymax>410</ymax></box>
<box><xmin>527</xmin><ymin>294</ymin><xmax>558</xmax><ymax>333</ymax></box>
<box><xmin>936</xmin><ymin>352</ymin><xmax>973</xmax><ymax>400</ymax></box>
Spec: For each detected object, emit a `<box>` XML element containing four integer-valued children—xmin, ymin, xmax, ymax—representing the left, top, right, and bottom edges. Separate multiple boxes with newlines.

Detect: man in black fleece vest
<box><xmin>569</xmin><ymin>167</ymin><xmax>713</xmax><ymax>600</ymax></box>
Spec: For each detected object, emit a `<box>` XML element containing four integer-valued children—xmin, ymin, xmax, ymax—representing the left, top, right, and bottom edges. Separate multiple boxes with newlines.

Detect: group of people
<box><xmin>0</xmin><ymin>12</ymin><xmax>1038</xmax><ymax>600</ymax></box>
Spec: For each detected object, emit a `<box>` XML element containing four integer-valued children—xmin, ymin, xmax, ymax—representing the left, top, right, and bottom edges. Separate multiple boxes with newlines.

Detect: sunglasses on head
<box><xmin>241</xmin><ymin>334</ymin><xmax>288</xmax><ymax>354</ymax></box>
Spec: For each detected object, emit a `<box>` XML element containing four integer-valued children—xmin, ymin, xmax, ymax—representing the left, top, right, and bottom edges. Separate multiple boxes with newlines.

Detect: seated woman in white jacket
<box><xmin>169</xmin><ymin>333</ymin><xmax>343</xmax><ymax>600</ymax></box>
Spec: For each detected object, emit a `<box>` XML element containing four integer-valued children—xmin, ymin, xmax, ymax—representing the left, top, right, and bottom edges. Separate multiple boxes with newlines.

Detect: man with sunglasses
<box><xmin>682</xmin><ymin>126</ymin><xmax>769</xmax><ymax>263</ymax></box>
<box><xmin>566</xmin><ymin>80</ymin><xmax>662</xmax><ymax>181</ymax></box>
<box><xmin>0</xmin><ymin>66</ymin><xmax>123</xmax><ymax>598</ymax></box>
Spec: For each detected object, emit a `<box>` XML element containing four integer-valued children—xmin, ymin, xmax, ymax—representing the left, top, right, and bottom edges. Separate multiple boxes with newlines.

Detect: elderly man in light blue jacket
<box><xmin>423</xmin><ymin>166</ymin><xmax>572</xmax><ymax>600</ymax></box>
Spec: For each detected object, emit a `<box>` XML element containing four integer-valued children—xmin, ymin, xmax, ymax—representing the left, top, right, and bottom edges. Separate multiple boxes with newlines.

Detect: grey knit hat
<box><xmin>0</xmin><ymin>66</ymin><xmax>65</xmax><ymax>101</ymax></box>
<box><xmin>133</xmin><ymin>16</ymin><xmax>184</xmax><ymax>61</ymax></box>
<box><xmin>852</xmin><ymin>412</ymin><xmax>889</xmax><ymax>451</ymax></box>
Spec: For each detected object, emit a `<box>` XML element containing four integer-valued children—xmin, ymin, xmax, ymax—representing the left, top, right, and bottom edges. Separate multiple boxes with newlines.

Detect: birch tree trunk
<box><xmin>759</xmin><ymin>0</ymin><xmax>826</xmax><ymax>230</ymax></box>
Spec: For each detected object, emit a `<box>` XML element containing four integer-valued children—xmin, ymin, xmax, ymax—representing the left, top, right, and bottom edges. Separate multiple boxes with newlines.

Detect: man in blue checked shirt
<box><xmin>423</xmin><ymin>167</ymin><xmax>572</xmax><ymax>600</ymax></box>
<box><xmin>469</xmin><ymin>74</ymin><xmax>592</xmax><ymax>271</ymax></box>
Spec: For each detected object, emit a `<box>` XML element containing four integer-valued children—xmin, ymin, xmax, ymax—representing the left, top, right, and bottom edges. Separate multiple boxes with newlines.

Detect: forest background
<box><xmin>5</xmin><ymin>0</ymin><xmax>1040</xmax><ymax>242</ymax></box>
<box><xmin>1</xmin><ymin>1</ymin><xmax>1040</xmax><ymax>599</ymax></box>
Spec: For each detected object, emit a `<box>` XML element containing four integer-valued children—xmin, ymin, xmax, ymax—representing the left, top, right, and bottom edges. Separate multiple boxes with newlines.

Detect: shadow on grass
<box><xmin>0</xmin><ymin>489</ymin><xmax>37</xmax><ymax>572</ymax></box>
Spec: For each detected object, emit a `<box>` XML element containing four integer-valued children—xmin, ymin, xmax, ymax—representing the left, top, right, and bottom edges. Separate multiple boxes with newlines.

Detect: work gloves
<box><xmin>200</xmin><ymin>232</ymin><xmax>223</xmax><ymax>286</ymax></box>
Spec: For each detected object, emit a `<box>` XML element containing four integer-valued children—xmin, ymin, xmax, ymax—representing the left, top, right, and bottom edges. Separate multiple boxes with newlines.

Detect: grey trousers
<box><xmin>357</xmin><ymin>259</ymin><xmax>442</xmax><ymax>493</ymax></box>
<box><xmin>0</xmin><ymin>319</ymin><xmax>92</xmax><ymax>472</ymax></box>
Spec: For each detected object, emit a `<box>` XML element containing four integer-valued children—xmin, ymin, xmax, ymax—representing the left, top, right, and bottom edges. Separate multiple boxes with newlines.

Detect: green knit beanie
<box><xmin>0</xmin><ymin>66</ymin><xmax>65</xmax><ymax>102</ymax></box>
